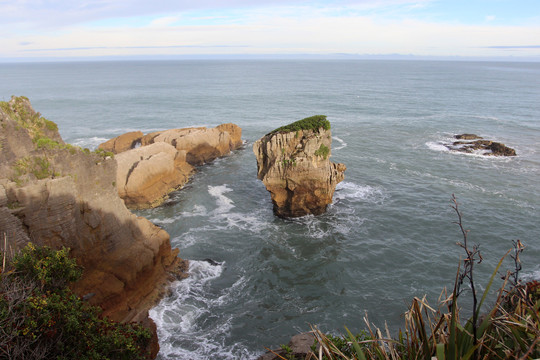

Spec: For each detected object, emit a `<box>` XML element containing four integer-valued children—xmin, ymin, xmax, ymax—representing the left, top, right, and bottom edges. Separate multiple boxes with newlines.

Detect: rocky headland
<box><xmin>253</xmin><ymin>115</ymin><xmax>346</xmax><ymax>218</ymax></box>
<box><xmin>99</xmin><ymin>123</ymin><xmax>242</xmax><ymax>209</ymax></box>
<box><xmin>445</xmin><ymin>134</ymin><xmax>516</xmax><ymax>156</ymax></box>
<box><xmin>0</xmin><ymin>96</ymin><xmax>243</xmax><ymax>357</ymax></box>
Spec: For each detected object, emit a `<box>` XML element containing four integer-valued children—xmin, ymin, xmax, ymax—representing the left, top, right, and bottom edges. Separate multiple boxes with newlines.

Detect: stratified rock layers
<box><xmin>253</xmin><ymin>127</ymin><xmax>346</xmax><ymax>218</ymax></box>
<box><xmin>101</xmin><ymin>123</ymin><xmax>242</xmax><ymax>209</ymax></box>
<box><xmin>0</xmin><ymin>96</ymin><xmax>183</xmax><ymax>326</ymax></box>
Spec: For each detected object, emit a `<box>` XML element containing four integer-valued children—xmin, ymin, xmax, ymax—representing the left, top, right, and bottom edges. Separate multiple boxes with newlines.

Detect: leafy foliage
<box><xmin>0</xmin><ymin>243</ymin><xmax>151</xmax><ymax>360</ymax></box>
<box><xmin>315</xmin><ymin>144</ymin><xmax>330</xmax><ymax>159</ymax></box>
<box><xmin>269</xmin><ymin>115</ymin><xmax>330</xmax><ymax>135</ymax></box>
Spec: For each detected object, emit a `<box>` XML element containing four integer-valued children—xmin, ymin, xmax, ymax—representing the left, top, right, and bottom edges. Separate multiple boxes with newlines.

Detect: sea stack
<box><xmin>253</xmin><ymin>115</ymin><xmax>346</xmax><ymax>218</ymax></box>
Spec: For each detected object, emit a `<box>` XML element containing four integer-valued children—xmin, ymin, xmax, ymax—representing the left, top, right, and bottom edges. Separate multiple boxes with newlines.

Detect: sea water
<box><xmin>1</xmin><ymin>59</ymin><xmax>539</xmax><ymax>359</ymax></box>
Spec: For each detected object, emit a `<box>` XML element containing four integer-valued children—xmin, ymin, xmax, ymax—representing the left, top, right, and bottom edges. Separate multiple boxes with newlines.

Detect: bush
<box><xmin>269</xmin><ymin>115</ymin><xmax>331</xmax><ymax>135</ymax></box>
<box><xmin>0</xmin><ymin>243</ymin><xmax>151</xmax><ymax>360</ymax></box>
<box><xmin>314</xmin><ymin>144</ymin><xmax>330</xmax><ymax>159</ymax></box>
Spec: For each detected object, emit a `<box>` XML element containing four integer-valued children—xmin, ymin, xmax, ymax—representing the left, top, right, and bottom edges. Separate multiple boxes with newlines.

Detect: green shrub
<box><xmin>314</xmin><ymin>144</ymin><xmax>330</xmax><ymax>159</ymax></box>
<box><xmin>269</xmin><ymin>115</ymin><xmax>330</xmax><ymax>135</ymax></box>
<box><xmin>0</xmin><ymin>243</ymin><xmax>151</xmax><ymax>360</ymax></box>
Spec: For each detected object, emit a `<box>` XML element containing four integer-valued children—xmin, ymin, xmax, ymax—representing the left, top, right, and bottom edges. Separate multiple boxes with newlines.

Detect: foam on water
<box><xmin>334</xmin><ymin>181</ymin><xmax>386</xmax><ymax>204</ymax></box>
<box><xmin>208</xmin><ymin>185</ymin><xmax>235</xmax><ymax>214</ymax></box>
<box><xmin>71</xmin><ymin>136</ymin><xmax>108</xmax><ymax>149</ymax></box>
<box><xmin>332</xmin><ymin>136</ymin><xmax>347</xmax><ymax>150</ymax></box>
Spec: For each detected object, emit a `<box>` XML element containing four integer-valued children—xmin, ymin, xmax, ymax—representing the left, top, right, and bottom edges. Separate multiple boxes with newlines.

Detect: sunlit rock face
<box><xmin>253</xmin><ymin>116</ymin><xmax>345</xmax><ymax>218</ymax></box>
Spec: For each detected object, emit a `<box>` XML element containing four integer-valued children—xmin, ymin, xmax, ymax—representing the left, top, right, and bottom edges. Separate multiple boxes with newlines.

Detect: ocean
<box><xmin>1</xmin><ymin>59</ymin><xmax>539</xmax><ymax>359</ymax></box>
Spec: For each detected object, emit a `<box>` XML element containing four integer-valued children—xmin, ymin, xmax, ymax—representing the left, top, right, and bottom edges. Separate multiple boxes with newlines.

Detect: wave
<box><xmin>334</xmin><ymin>181</ymin><xmax>386</xmax><ymax>204</ymax></box>
<box><xmin>208</xmin><ymin>185</ymin><xmax>235</xmax><ymax>214</ymax></box>
<box><xmin>150</xmin><ymin>261</ymin><xmax>257</xmax><ymax>359</ymax></box>
<box><xmin>70</xmin><ymin>136</ymin><xmax>108</xmax><ymax>150</ymax></box>
<box><xmin>332</xmin><ymin>136</ymin><xmax>347</xmax><ymax>150</ymax></box>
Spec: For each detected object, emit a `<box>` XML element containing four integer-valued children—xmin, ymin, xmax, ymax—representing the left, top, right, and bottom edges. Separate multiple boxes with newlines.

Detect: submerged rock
<box><xmin>253</xmin><ymin>115</ymin><xmax>346</xmax><ymax>218</ymax></box>
<box><xmin>446</xmin><ymin>134</ymin><xmax>516</xmax><ymax>156</ymax></box>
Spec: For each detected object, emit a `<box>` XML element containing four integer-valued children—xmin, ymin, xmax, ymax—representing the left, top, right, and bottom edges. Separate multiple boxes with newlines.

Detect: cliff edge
<box><xmin>0</xmin><ymin>97</ymin><xmax>186</xmax><ymax>355</ymax></box>
<box><xmin>253</xmin><ymin>115</ymin><xmax>346</xmax><ymax>218</ymax></box>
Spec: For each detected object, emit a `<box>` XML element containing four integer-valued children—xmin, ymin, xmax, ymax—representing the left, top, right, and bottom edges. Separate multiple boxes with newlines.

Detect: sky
<box><xmin>1</xmin><ymin>0</ymin><xmax>540</xmax><ymax>61</ymax></box>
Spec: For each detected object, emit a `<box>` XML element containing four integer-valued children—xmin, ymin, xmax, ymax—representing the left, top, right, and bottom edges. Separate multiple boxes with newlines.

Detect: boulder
<box><xmin>253</xmin><ymin>116</ymin><xmax>346</xmax><ymax>217</ymax></box>
<box><xmin>115</xmin><ymin>142</ymin><xmax>194</xmax><ymax>208</ymax></box>
<box><xmin>98</xmin><ymin>131</ymin><xmax>143</xmax><ymax>154</ymax></box>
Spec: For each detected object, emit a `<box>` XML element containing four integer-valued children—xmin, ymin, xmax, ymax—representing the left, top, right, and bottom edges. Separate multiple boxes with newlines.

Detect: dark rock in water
<box><xmin>489</xmin><ymin>142</ymin><xmax>516</xmax><ymax>156</ymax></box>
<box><xmin>445</xmin><ymin>135</ymin><xmax>516</xmax><ymax>156</ymax></box>
<box><xmin>203</xmin><ymin>258</ymin><xmax>221</xmax><ymax>266</ymax></box>
<box><xmin>455</xmin><ymin>133</ymin><xmax>482</xmax><ymax>140</ymax></box>
<box><xmin>258</xmin><ymin>332</ymin><xmax>315</xmax><ymax>360</ymax></box>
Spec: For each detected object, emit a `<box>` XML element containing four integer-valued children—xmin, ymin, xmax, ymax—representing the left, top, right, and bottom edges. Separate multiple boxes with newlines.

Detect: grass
<box><xmin>269</xmin><ymin>115</ymin><xmax>330</xmax><ymax>135</ymax></box>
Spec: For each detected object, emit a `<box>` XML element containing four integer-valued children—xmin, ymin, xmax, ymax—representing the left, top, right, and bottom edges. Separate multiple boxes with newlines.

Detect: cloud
<box><xmin>485</xmin><ymin>15</ymin><xmax>496</xmax><ymax>22</ymax></box>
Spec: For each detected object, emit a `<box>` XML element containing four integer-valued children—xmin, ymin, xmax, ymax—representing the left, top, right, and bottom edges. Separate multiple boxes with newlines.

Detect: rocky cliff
<box><xmin>99</xmin><ymin>123</ymin><xmax>242</xmax><ymax>209</ymax></box>
<box><xmin>253</xmin><ymin>115</ymin><xmax>346</xmax><ymax>218</ymax></box>
<box><xmin>0</xmin><ymin>97</ymin><xmax>187</xmax><ymax>356</ymax></box>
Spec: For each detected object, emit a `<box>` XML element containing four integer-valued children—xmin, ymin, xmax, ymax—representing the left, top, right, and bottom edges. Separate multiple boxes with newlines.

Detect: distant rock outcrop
<box><xmin>0</xmin><ymin>96</ymin><xmax>187</xmax><ymax>356</ymax></box>
<box><xmin>446</xmin><ymin>134</ymin><xmax>516</xmax><ymax>156</ymax></box>
<box><xmin>98</xmin><ymin>131</ymin><xmax>143</xmax><ymax>154</ymax></box>
<box><xmin>99</xmin><ymin>123</ymin><xmax>243</xmax><ymax>208</ymax></box>
<box><xmin>253</xmin><ymin>115</ymin><xmax>346</xmax><ymax>218</ymax></box>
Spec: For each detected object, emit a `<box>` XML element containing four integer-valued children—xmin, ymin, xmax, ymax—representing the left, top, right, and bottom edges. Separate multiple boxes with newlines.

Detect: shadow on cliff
<box><xmin>0</xmin><ymin>183</ymin><xmax>186</xmax><ymax>324</ymax></box>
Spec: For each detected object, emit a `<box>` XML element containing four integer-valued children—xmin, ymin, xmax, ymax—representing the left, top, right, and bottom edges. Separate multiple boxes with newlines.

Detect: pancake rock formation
<box><xmin>100</xmin><ymin>123</ymin><xmax>242</xmax><ymax>208</ymax></box>
<box><xmin>0</xmin><ymin>96</ymin><xmax>188</xmax><ymax>356</ymax></box>
<box><xmin>253</xmin><ymin>115</ymin><xmax>346</xmax><ymax>218</ymax></box>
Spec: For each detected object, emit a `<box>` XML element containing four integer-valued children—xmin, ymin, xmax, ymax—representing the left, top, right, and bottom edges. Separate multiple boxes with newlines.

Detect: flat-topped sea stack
<box><xmin>99</xmin><ymin>123</ymin><xmax>242</xmax><ymax>209</ymax></box>
<box><xmin>253</xmin><ymin>115</ymin><xmax>346</xmax><ymax>218</ymax></box>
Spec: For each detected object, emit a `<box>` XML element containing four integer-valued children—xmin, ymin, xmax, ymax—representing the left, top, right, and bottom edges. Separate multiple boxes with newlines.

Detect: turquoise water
<box><xmin>1</xmin><ymin>60</ymin><xmax>539</xmax><ymax>359</ymax></box>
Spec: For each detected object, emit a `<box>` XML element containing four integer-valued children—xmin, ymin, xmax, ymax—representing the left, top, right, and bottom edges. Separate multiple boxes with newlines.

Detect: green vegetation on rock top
<box><xmin>0</xmin><ymin>96</ymin><xmax>59</xmax><ymax>142</ymax></box>
<box><xmin>269</xmin><ymin>115</ymin><xmax>330</xmax><ymax>135</ymax></box>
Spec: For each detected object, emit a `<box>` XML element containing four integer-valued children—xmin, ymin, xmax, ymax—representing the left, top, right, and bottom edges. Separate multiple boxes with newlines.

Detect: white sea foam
<box><xmin>332</xmin><ymin>136</ymin><xmax>347</xmax><ymax>150</ymax></box>
<box><xmin>208</xmin><ymin>185</ymin><xmax>235</xmax><ymax>214</ymax></box>
<box><xmin>334</xmin><ymin>181</ymin><xmax>385</xmax><ymax>203</ymax></box>
<box><xmin>426</xmin><ymin>141</ymin><xmax>451</xmax><ymax>153</ymax></box>
<box><xmin>71</xmin><ymin>136</ymin><xmax>108</xmax><ymax>150</ymax></box>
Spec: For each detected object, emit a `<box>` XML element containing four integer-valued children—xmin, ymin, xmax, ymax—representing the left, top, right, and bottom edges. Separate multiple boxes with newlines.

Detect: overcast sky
<box><xmin>1</xmin><ymin>0</ymin><xmax>539</xmax><ymax>60</ymax></box>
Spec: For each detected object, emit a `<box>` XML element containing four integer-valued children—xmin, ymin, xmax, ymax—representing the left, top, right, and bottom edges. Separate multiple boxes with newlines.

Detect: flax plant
<box><xmin>299</xmin><ymin>196</ymin><xmax>539</xmax><ymax>360</ymax></box>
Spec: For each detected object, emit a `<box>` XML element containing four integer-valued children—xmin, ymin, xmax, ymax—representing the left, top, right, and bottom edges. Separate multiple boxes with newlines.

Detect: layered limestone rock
<box><xmin>100</xmin><ymin>123</ymin><xmax>242</xmax><ymax>208</ymax></box>
<box><xmin>98</xmin><ymin>131</ymin><xmax>143</xmax><ymax>154</ymax></box>
<box><xmin>253</xmin><ymin>116</ymin><xmax>346</xmax><ymax>218</ymax></box>
<box><xmin>140</xmin><ymin>123</ymin><xmax>243</xmax><ymax>165</ymax></box>
<box><xmin>115</xmin><ymin>142</ymin><xmax>194</xmax><ymax>209</ymax></box>
<box><xmin>0</xmin><ymin>97</ymin><xmax>186</xmax><ymax>354</ymax></box>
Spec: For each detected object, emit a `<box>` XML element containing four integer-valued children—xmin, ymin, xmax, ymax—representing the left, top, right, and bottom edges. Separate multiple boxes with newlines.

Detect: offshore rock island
<box><xmin>253</xmin><ymin>115</ymin><xmax>346</xmax><ymax>218</ymax></box>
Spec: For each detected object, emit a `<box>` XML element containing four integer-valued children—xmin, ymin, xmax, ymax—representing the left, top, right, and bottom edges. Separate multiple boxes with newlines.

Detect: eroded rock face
<box><xmin>0</xmin><ymin>97</ymin><xmax>185</xmax><ymax>330</ymax></box>
<box><xmin>115</xmin><ymin>142</ymin><xmax>194</xmax><ymax>209</ymax></box>
<box><xmin>104</xmin><ymin>123</ymin><xmax>242</xmax><ymax>208</ymax></box>
<box><xmin>253</xmin><ymin>126</ymin><xmax>345</xmax><ymax>218</ymax></box>
<box><xmin>98</xmin><ymin>131</ymin><xmax>143</xmax><ymax>154</ymax></box>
